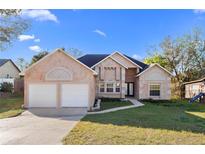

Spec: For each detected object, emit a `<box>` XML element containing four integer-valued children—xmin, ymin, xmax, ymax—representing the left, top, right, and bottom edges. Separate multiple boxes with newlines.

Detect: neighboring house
<box><xmin>0</xmin><ymin>59</ymin><xmax>20</xmax><ymax>88</ymax></box>
<box><xmin>0</xmin><ymin>59</ymin><xmax>20</xmax><ymax>79</ymax></box>
<box><xmin>22</xmin><ymin>49</ymin><xmax>172</xmax><ymax>112</ymax></box>
<box><xmin>184</xmin><ymin>77</ymin><xmax>205</xmax><ymax>98</ymax></box>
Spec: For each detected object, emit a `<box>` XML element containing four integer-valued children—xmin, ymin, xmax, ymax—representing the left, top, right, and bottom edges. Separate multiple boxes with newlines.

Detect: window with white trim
<box><xmin>150</xmin><ymin>84</ymin><xmax>160</xmax><ymax>96</ymax></box>
<box><xmin>116</xmin><ymin>82</ymin><xmax>120</xmax><ymax>92</ymax></box>
<box><xmin>107</xmin><ymin>83</ymin><xmax>114</xmax><ymax>92</ymax></box>
<box><xmin>99</xmin><ymin>83</ymin><xmax>105</xmax><ymax>92</ymax></box>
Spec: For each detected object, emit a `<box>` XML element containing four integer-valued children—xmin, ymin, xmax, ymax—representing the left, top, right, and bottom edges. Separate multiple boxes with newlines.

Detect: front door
<box><xmin>125</xmin><ymin>82</ymin><xmax>134</xmax><ymax>97</ymax></box>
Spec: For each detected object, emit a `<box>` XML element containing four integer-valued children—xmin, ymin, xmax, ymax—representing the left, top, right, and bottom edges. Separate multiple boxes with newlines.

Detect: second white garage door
<box><xmin>61</xmin><ymin>84</ymin><xmax>89</xmax><ymax>107</ymax></box>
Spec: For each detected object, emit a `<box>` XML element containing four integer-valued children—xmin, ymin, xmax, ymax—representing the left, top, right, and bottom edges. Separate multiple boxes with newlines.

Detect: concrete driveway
<box><xmin>0</xmin><ymin>111</ymin><xmax>84</xmax><ymax>145</ymax></box>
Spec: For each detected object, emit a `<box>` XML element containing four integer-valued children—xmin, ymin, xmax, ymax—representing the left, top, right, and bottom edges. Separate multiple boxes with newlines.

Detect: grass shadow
<box><xmin>82</xmin><ymin>101</ymin><xmax>205</xmax><ymax>134</ymax></box>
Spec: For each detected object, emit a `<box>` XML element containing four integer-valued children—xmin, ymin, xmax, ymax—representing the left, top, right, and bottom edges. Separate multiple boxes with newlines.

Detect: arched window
<box><xmin>45</xmin><ymin>67</ymin><xmax>73</xmax><ymax>81</ymax></box>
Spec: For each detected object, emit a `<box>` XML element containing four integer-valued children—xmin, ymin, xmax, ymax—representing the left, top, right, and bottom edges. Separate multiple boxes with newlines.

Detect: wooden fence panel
<box><xmin>14</xmin><ymin>78</ymin><xmax>24</xmax><ymax>93</ymax></box>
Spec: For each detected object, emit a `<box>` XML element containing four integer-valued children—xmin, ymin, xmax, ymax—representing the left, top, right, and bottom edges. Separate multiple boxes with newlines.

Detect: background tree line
<box><xmin>144</xmin><ymin>28</ymin><xmax>205</xmax><ymax>98</ymax></box>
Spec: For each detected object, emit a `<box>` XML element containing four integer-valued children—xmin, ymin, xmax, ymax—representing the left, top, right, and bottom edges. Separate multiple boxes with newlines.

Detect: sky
<box><xmin>1</xmin><ymin>9</ymin><xmax>205</xmax><ymax>63</ymax></box>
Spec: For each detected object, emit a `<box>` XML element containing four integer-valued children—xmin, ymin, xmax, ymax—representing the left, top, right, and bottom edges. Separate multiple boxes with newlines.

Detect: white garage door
<box><xmin>61</xmin><ymin>84</ymin><xmax>89</xmax><ymax>107</ymax></box>
<box><xmin>29</xmin><ymin>84</ymin><xmax>57</xmax><ymax>107</ymax></box>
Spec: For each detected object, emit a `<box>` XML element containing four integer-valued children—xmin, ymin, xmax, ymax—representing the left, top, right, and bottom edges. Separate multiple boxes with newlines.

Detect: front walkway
<box><xmin>127</xmin><ymin>98</ymin><xmax>144</xmax><ymax>106</ymax></box>
<box><xmin>88</xmin><ymin>98</ymin><xmax>144</xmax><ymax>115</ymax></box>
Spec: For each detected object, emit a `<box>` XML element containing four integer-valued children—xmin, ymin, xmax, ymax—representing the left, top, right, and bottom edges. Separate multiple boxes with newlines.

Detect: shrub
<box><xmin>0</xmin><ymin>82</ymin><xmax>13</xmax><ymax>92</ymax></box>
<box><xmin>140</xmin><ymin>99</ymin><xmax>189</xmax><ymax>107</ymax></box>
<box><xmin>100</xmin><ymin>97</ymin><xmax>122</xmax><ymax>102</ymax></box>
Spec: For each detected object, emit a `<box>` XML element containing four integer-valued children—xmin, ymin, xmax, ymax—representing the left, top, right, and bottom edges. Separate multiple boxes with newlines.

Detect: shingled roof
<box><xmin>78</xmin><ymin>54</ymin><xmax>109</xmax><ymax>68</ymax></box>
<box><xmin>0</xmin><ymin>59</ymin><xmax>10</xmax><ymax>67</ymax></box>
<box><xmin>123</xmin><ymin>55</ymin><xmax>148</xmax><ymax>70</ymax></box>
<box><xmin>184</xmin><ymin>77</ymin><xmax>205</xmax><ymax>85</ymax></box>
<box><xmin>77</xmin><ymin>53</ymin><xmax>148</xmax><ymax>70</ymax></box>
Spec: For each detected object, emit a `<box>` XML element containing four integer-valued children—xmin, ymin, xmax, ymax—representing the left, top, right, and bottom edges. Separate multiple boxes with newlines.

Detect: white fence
<box><xmin>0</xmin><ymin>78</ymin><xmax>14</xmax><ymax>86</ymax></box>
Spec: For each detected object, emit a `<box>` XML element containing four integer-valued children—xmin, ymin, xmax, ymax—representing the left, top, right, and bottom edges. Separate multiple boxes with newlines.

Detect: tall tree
<box><xmin>185</xmin><ymin>29</ymin><xmax>205</xmax><ymax>79</ymax></box>
<box><xmin>16</xmin><ymin>58</ymin><xmax>29</xmax><ymax>71</ymax></box>
<box><xmin>146</xmin><ymin>28</ymin><xmax>205</xmax><ymax>98</ymax></box>
<box><xmin>161</xmin><ymin>29</ymin><xmax>205</xmax><ymax>82</ymax></box>
<box><xmin>0</xmin><ymin>9</ymin><xmax>21</xmax><ymax>16</ymax></box>
<box><xmin>30</xmin><ymin>51</ymin><xmax>49</xmax><ymax>65</ymax></box>
<box><xmin>144</xmin><ymin>52</ymin><xmax>170</xmax><ymax>70</ymax></box>
<box><xmin>0</xmin><ymin>9</ymin><xmax>29</xmax><ymax>51</ymax></box>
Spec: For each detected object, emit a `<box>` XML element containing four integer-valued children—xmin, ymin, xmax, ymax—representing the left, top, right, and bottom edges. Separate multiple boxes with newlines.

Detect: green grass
<box><xmin>99</xmin><ymin>100</ymin><xmax>133</xmax><ymax>111</ymax></box>
<box><xmin>0</xmin><ymin>96</ymin><xmax>24</xmax><ymax>119</ymax></box>
<box><xmin>63</xmin><ymin>100</ymin><xmax>205</xmax><ymax>144</ymax></box>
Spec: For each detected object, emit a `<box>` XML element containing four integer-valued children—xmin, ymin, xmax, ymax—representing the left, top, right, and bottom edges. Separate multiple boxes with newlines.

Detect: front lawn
<box><xmin>0</xmin><ymin>96</ymin><xmax>24</xmax><ymax>119</ymax></box>
<box><xmin>99</xmin><ymin>99</ymin><xmax>133</xmax><ymax>111</ymax></box>
<box><xmin>63</xmin><ymin>100</ymin><xmax>205</xmax><ymax>144</ymax></box>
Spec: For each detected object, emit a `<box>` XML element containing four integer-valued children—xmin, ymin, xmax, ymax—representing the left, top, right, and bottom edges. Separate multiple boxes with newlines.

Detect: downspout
<box><xmin>120</xmin><ymin>67</ymin><xmax>122</xmax><ymax>98</ymax></box>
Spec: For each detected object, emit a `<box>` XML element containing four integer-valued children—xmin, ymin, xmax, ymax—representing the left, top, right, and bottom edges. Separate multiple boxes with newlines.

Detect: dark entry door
<box><xmin>125</xmin><ymin>82</ymin><xmax>134</xmax><ymax>96</ymax></box>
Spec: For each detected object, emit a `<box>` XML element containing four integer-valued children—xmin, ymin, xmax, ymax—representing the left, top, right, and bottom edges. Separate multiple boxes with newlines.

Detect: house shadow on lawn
<box><xmin>27</xmin><ymin>108</ymin><xmax>87</xmax><ymax>119</ymax></box>
<box><xmin>82</xmin><ymin>102</ymin><xmax>205</xmax><ymax>134</ymax></box>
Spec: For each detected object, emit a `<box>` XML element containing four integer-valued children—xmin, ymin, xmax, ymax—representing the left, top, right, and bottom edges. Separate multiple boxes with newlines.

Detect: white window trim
<box><xmin>106</xmin><ymin>83</ymin><xmax>114</xmax><ymax>93</ymax></box>
<box><xmin>98</xmin><ymin>81</ymin><xmax>121</xmax><ymax>93</ymax></box>
<box><xmin>149</xmin><ymin>83</ymin><xmax>161</xmax><ymax>97</ymax></box>
<box><xmin>99</xmin><ymin>82</ymin><xmax>105</xmax><ymax>93</ymax></box>
<box><xmin>115</xmin><ymin>82</ymin><xmax>121</xmax><ymax>93</ymax></box>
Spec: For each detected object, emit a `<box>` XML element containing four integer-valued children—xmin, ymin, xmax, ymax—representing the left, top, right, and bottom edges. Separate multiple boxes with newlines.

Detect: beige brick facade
<box><xmin>24</xmin><ymin>50</ymin><xmax>96</xmax><ymax>109</ymax></box>
<box><xmin>24</xmin><ymin>50</ymin><xmax>172</xmax><ymax>110</ymax></box>
<box><xmin>138</xmin><ymin>65</ymin><xmax>171</xmax><ymax>100</ymax></box>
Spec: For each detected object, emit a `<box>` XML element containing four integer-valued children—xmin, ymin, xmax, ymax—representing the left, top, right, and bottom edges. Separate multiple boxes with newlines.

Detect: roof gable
<box><xmin>0</xmin><ymin>59</ymin><xmax>10</xmax><ymax>67</ymax></box>
<box><xmin>22</xmin><ymin>49</ymin><xmax>97</xmax><ymax>75</ymax></box>
<box><xmin>111</xmin><ymin>52</ymin><xmax>142</xmax><ymax>69</ymax></box>
<box><xmin>0</xmin><ymin>59</ymin><xmax>20</xmax><ymax>72</ymax></box>
<box><xmin>78</xmin><ymin>51</ymin><xmax>148</xmax><ymax>69</ymax></box>
<box><xmin>136</xmin><ymin>63</ymin><xmax>173</xmax><ymax>77</ymax></box>
<box><xmin>93</xmin><ymin>56</ymin><xmax>128</xmax><ymax>69</ymax></box>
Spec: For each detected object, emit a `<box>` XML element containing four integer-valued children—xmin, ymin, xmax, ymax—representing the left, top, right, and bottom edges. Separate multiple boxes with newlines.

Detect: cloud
<box><xmin>34</xmin><ymin>39</ymin><xmax>40</xmax><ymax>42</ymax></box>
<box><xmin>21</xmin><ymin>9</ymin><xmax>58</xmax><ymax>23</ymax></box>
<box><xmin>193</xmin><ymin>9</ymin><xmax>205</xmax><ymax>14</ymax></box>
<box><xmin>93</xmin><ymin>29</ymin><xmax>107</xmax><ymax>37</ymax></box>
<box><xmin>18</xmin><ymin>34</ymin><xmax>41</xmax><ymax>43</ymax></box>
<box><xmin>132</xmin><ymin>54</ymin><xmax>143</xmax><ymax>60</ymax></box>
<box><xmin>29</xmin><ymin>45</ymin><xmax>42</xmax><ymax>52</ymax></box>
<box><xmin>18</xmin><ymin>34</ymin><xmax>35</xmax><ymax>41</ymax></box>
